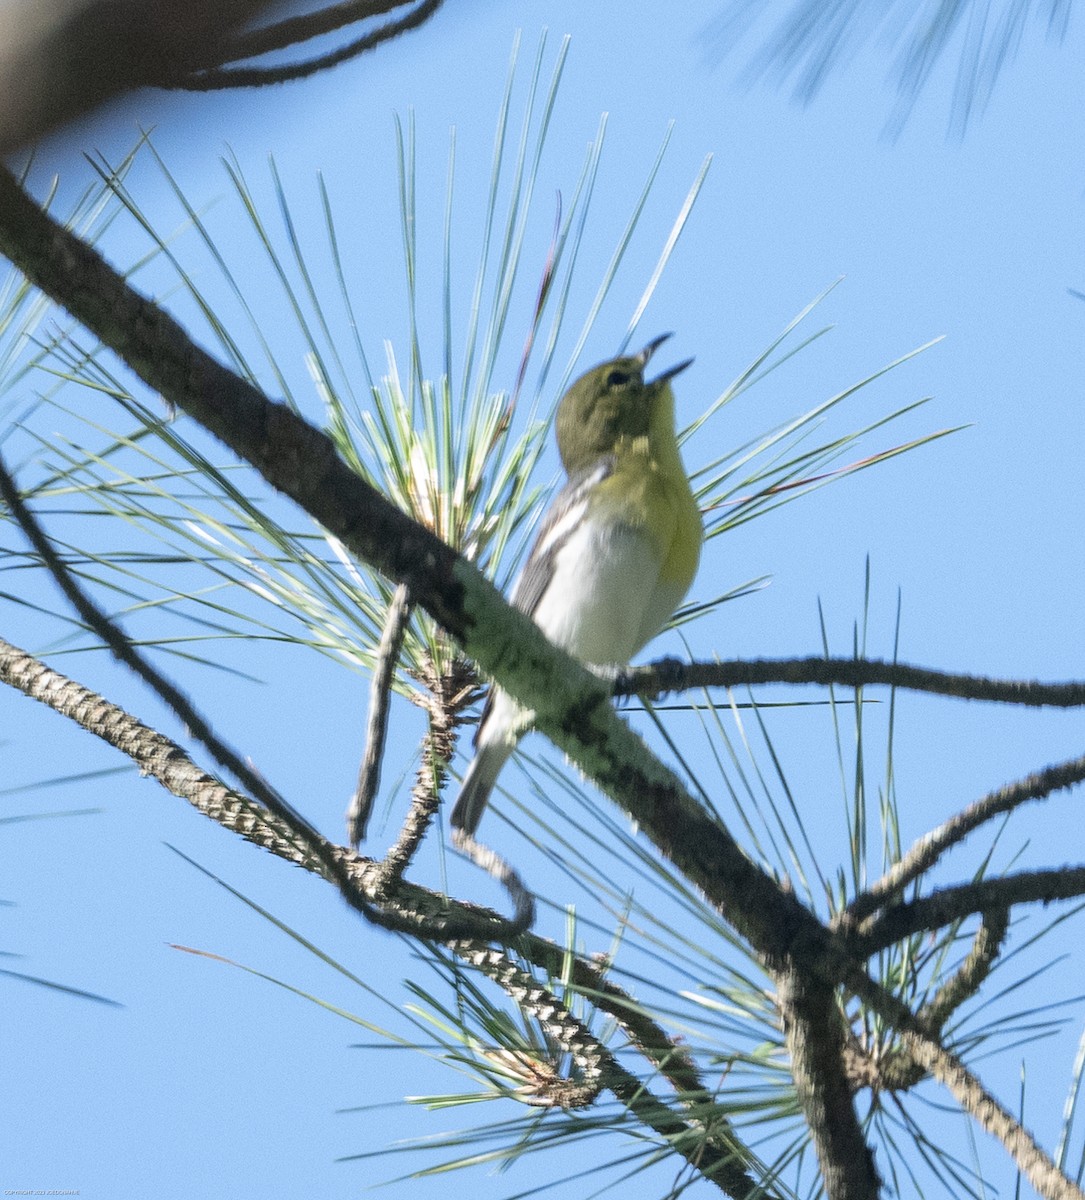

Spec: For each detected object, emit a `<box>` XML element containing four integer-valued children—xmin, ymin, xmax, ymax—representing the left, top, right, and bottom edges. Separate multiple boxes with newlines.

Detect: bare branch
<box><xmin>346</xmin><ymin>581</ymin><xmax>413</xmax><ymax>846</ymax></box>
<box><xmin>900</xmin><ymin>1028</ymin><xmax>1085</xmax><ymax>1200</ymax></box>
<box><xmin>849</xmin><ymin>871</ymin><xmax>1085</xmax><ymax>954</ymax></box>
<box><xmin>374</xmin><ymin>656</ymin><xmax>471</xmax><ymax>878</ymax></box>
<box><xmin>848</xmin><ymin>750</ymin><xmax>1085</xmax><ymax>921</ymax></box>
<box><xmin>618</xmin><ymin>655</ymin><xmax>1085</xmax><ymax>708</ymax></box>
<box><xmin>917</xmin><ymin>907</ymin><xmax>1010</xmax><ymax>1034</ymax></box>
<box><xmin>178</xmin><ymin>0</ymin><xmax>446</xmax><ymax>90</ymax></box>
<box><xmin>776</xmin><ymin>965</ymin><xmax>880</xmax><ymax>1199</ymax></box>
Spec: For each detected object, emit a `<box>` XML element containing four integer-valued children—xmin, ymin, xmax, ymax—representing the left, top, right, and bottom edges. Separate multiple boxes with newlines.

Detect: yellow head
<box><xmin>554</xmin><ymin>334</ymin><xmax>693</xmax><ymax>476</ymax></box>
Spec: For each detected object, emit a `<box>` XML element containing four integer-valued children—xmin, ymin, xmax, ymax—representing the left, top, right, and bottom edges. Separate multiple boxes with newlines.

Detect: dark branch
<box><xmin>848</xmin><ymin>870</ymin><xmax>1085</xmax><ymax>955</ymax></box>
<box><xmin>618</xmin><ymin>655</ymin><xmax>1085</xmax><ymax>708</ymax></box>
<box><xmin>847</xmin><ymin>749</ymin><xmax>1085</xmax><ymax>922</ymax></box>
<box><xmin>0</xmin><ymin>0</ymin><xmax>446</xmax><ymax>151</ymax></box>
<box><xmin>202</xmin><ymin>0</ymin><xmax>425</xmax><ymax>65</ymax></box>
<box><xmin>176</xmin><ymin>0</ymin><xmax>445</xmax><ymax>90</ymax></box>
<box><xmin>777</xmin><ymin>965</ymin><xmax>880</xmax><ymax>1199</ymax></box>
<box><xmin>347</xmin><ymin>581</ymin><xmax>413</xmax><ymax>846</ymax></box>
<box><xmin>0</xmin><ymin>0</ymin><xmax>273</xmax><ymax>152</ymax></box>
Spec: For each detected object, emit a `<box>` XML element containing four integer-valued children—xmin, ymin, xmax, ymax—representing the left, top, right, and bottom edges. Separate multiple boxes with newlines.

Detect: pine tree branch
<box><xmin>900</xmin><ymin>1027</ymin><xmax>1084</xmax><ymax>1200</ymax></box>
<box><xmin>519</xmin><ymin>936</ymin><xmax>720</xmax><ymax>1109</ymax></box>
<box><xmin>2</xmin><ymin>161</ymin><xmax>1082</xmax><ymax>1200</ymax></box>
<box><xmin>0</xmin><ymin>452</ymin><xmax>312</xmax><ymax>839</ymax></box>
<box><xmin>777</xmin><ymin>965</ymin><xmax>880</xmax><ymax>1200</ymax></box>
<box><xmin>346</xmin><ymin>581</ymin><xmax>413</xmax><ymax>845</ymax></box>
<box><xmin>617</xmin><ymin>655</ymin><xmax>1085</xmax><ymax>707</ymax></box>
<box><xmin>367</xmin><ymin>653</ymin><xmax>477</xmax><ymax>889</ymax></box>
<box><xmin>848</xmin><ymin>871</ymin><xmax>1085</xmax><ymax>954</ymax></box>
<box><xmin>0</xmin><ymin>631</ymin><xmax>529</xmax><ymax>940</ymax></box>
<box><xmin>847</xmin><ymin>750</ymin><xmax>1085</xmax><ymax>921</ymax></box>
<box><xmin>177</xmin><ymin>0</ymin><xmax>445</xmax><ymax>89</ymax></box>
<box><xmin>453</xmin><ymin>943</ymin><xmax>774</xmax><ymax>1199</ymax></box>
<box><xmin>839</xmin><ymin>959</ymin><xmax>1085</xmax><ymax>1200</ymax></box>
<box><xmin>0</xmin><ymin>629</ymin><xmax>765</xmax><ymax>1196</ymax></box>
<box><xmin>0</xmin><ymin>159</ymin><xmax>814</xmax><ymax>969</ymax></box>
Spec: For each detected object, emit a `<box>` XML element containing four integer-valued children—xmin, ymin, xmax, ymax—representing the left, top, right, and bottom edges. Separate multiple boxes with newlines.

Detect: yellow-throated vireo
<box><xmin>451</xmin><ymin>334</ymin><xmax>702</xmax><ymax>835</ymax></box>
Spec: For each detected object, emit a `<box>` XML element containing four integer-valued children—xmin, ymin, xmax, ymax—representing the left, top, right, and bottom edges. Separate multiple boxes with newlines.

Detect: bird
<box><xmin>450</xmin><ymin>333</ymin><xmax>702</xmax><ymax>836</ymax></box>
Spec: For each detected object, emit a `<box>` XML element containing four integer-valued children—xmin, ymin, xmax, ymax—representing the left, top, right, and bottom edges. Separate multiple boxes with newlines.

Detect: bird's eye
<box><xmin>605</xmin><ymin>369</ymin><xmax>630</xmax><ymax>389</ymax></box>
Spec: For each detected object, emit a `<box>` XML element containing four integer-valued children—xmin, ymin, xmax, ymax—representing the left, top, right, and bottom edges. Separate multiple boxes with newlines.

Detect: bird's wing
<box><xmin>471</xmin><ymin>457</ymin><xmax>614</xmax><ymax>749</ymax></box>
<box><xmin>507</xmin><ymin>456</ymin><xmax>615</xmax><ymax>618</ymax></box>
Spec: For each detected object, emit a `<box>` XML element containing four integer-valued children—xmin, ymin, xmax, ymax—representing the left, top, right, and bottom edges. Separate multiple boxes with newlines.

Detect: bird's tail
<box><xmin>450</xmin><ymin>740</ymin><xmax>514</xmax><ymax>835</ymax></box>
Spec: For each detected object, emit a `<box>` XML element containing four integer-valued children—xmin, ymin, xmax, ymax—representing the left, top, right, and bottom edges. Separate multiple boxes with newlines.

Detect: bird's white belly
<box><xmin>532</xmin><ymin>520</ymin><xmax>667</xmax><ymax>665</ymax></box>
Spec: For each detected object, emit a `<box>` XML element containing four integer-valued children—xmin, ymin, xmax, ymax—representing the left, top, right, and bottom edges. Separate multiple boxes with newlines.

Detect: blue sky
<box><xmin>4</xmin><ymin>2</ymin><xmax>1085</xmax><ymax>1198</ymax></box>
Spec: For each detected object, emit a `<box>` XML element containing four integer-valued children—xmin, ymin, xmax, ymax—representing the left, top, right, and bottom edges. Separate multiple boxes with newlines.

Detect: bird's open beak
<box><xmin>637</xmin><ymin>334</ymin><xmax>693</xmax><ymax>385</ymax></box>
<box><xmin>636</xmin><ymin>332</ymin><xmax>674</xmax><ymax>365</ymax></box>
<box><xmin>651</xmin><ymin>357</ymin><xmax>694</xmax><ymax>385</ymax></box>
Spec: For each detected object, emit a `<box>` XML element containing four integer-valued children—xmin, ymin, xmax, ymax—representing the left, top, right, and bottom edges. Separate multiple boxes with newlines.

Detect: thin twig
<box><xmin>872</xmin><ymin>908</ymin><xmax>1012</xmax><ymax>1093</ymax></box>
<box><xmin>848</xmin><ymin>870</ymin><xmax>1085</xmax><ymax>953</ymax></box>
<box><xmin>918</xmin><ymin>907</ymin><xmax>1010</xmax><ymax>1032</ymax></box>
<box><xmin>0</xmin><ymin>455</ymin><xmax>310</xmax><ymax>843</ymax></box>
<box><xmin>449</xmin><ymin>831</ymin><xmax>535</xmax><ymax>932</ymax></box>
<box><xmin>373</xmin><ymin>655</ymin><xmax>475</xmax><ymax>886</ymax></box>
<box><xmin>208</xmin><ymin>0</ymin><xmax>420</xmax><ymax>64</ymax></box>
<box><xmin>363</xmin><ymin>645</ymin><xmax>481</xmax><ymax>894</ymax></box>
<box><xmin>175</xmin><ymin>0</ymin><xmax>444</xmax><ymax>89</ymax></box>
<box><xmin>616</xmin><ymin>656</ymin><xmax>1085</xmax><ymax>708</ymax></box>
<box><xmin>346</xmin><ymin>581</ymin><xmax>412</xmax><ymax>846</ymax></box>
<box><xmin>847</xmin><ymin>750</ymin><xmax>1085</xmax><ymax>922</ymax></box>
